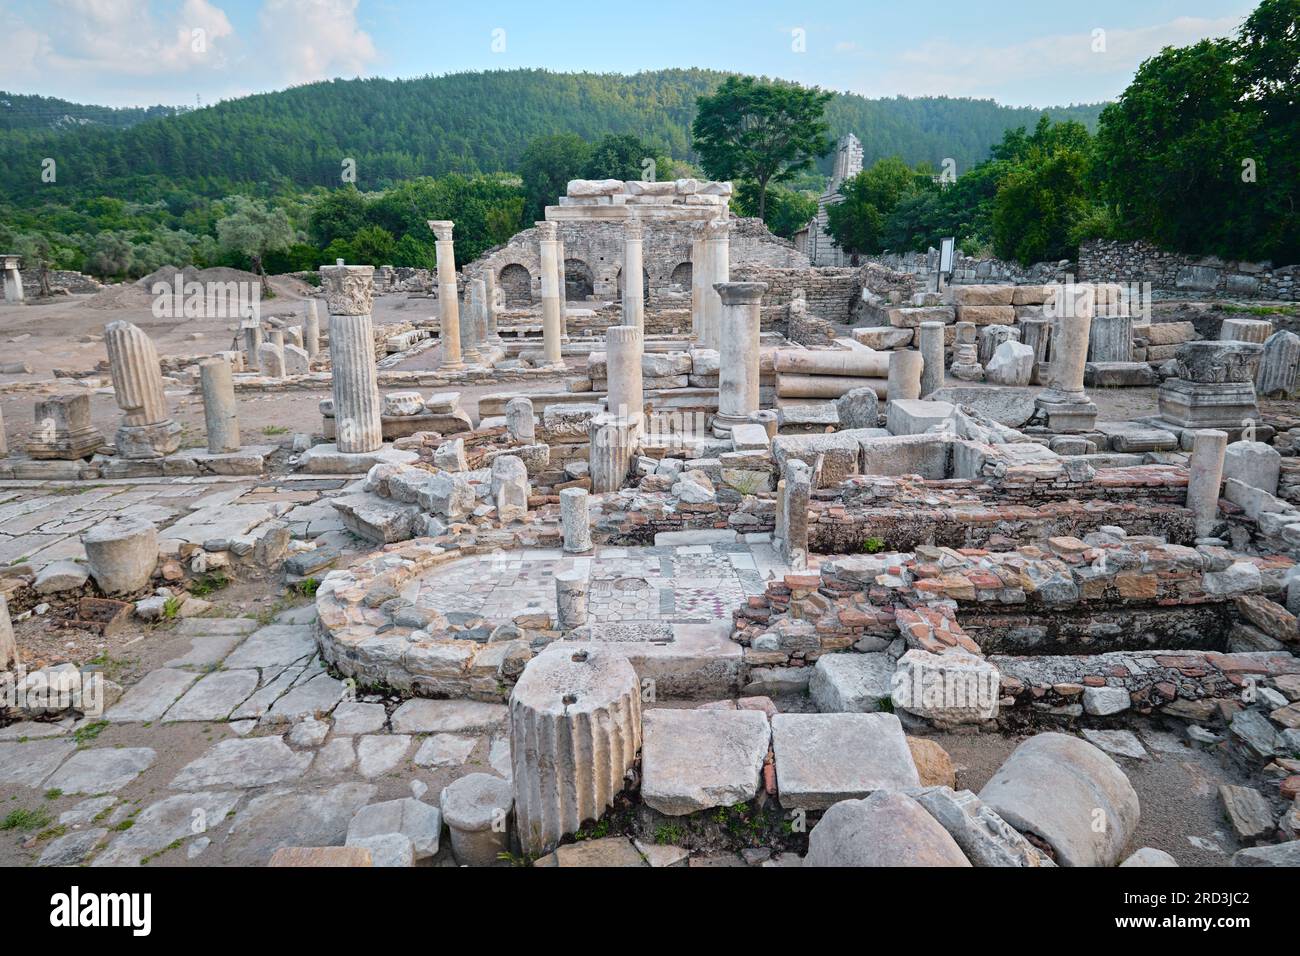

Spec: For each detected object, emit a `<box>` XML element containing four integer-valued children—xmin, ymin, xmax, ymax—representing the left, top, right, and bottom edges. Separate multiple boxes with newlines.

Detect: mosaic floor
<box><xmin>411</xmin><ymin>539</ymin><xmax>791</xmax><ymax>639</ymax></box>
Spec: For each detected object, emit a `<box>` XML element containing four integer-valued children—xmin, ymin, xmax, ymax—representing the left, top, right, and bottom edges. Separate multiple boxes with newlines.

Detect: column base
<box><xmin>115</xmin><ymin>421</ymin><xmax>182</xmax><ymax>459</ymax></box>
<box><xmin>26</xmin><ymin>427</ymin><xmax>106</xmax><ymax>461</ymax></box>
<box><xmin>1033</xmin><ymin>398</ymin><xmax>1099</xmax><ymax>433</ymax></box>
<box><xmin>711</xmin><ymin>413</ymin><xmax>750</xmax><ymax>439</ymax></box>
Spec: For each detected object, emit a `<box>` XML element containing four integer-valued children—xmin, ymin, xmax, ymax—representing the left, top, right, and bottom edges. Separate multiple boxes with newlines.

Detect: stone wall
<box><xmin>731</xmin><ymin>265</ymin><xmax>858</xmax><ymax>325</ymax></box>
<box><xmin>18</xmin><ymin>268</ymin><xmax>104</xmax><ymax>294</ymax></box>
<box><xmin>1077</xmin><ymin>238</ymin><xmax>1299</xmax><ymax>300</ymax></box>
<box><xmin>862</xmin><ymin>250</ymin><xmax>1071</xmax><ymax>286</ymax></box>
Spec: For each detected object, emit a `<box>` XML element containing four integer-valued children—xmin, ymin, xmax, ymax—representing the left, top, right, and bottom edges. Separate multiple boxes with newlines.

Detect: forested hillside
<box><xmin>0</xmin><ymin>69</ymin><xmax>1103</xmax><ymax>202</ymax></box>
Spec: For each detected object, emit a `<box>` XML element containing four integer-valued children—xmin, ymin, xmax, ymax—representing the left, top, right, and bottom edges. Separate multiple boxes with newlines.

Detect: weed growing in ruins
<box><xmin>654</xmin><ymin>823</ymin><xmax>684</xmax><ymax>845</ymax></box>
<box><xmin>43</xmin><ymin>789</ymin><xmax>62</xmax><ymax>801</ymax></box>
<box><xmin>861</xmin><ymin>537</ymin><xmax>886</xmax><ymax>554</ymax></box>
<box><xmin>1</xmin><ymin>807</ymin><xmax>52</xmax><ymax>832</ymax></box>
<box><xmin>295</xmin><ymin>577</ymin><xmax>321</xmax><ymax>598</ymax></box>
<box><xmin>73</xmin><ymin>720</ymin><xmax>108</xmax><ymax>746</ymax></box>
<box><xmin>190</xmin><ymin>572</ymin><xmax>230</xmax><ymax>597</ymax></box>
<box><xmin>162</xmin><ymin>596</ymin><xmax>183</xmax><ymax>621</ymax></box>
<box><xmin>262</xmin><ymin>425</ymin><xmax>289</xmax><ymax>436</ymax></box>
<box><xmin>574</xmin><ymin>818</ymin><xmax>610</xmax><ymax>841</ymax></box>
<box><xmin>37</xmin><ymin>824</ymin><xmax>67</xmax><ymax>842</ymax></box>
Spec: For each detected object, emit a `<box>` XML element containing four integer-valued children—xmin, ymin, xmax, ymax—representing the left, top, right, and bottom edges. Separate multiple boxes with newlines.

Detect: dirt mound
<box><xmin>82</xmin><ymin>282</ymin><xmax>155</xmax><ymax>310</ymax></box>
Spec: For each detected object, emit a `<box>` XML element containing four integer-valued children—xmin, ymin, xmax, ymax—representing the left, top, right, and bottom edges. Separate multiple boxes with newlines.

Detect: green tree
<box><xmin>825</xmin><ymin>157</ymin><xmax>931</xmax><ymax>255</ymax></box>
<box><xmin>215</xmin><ymin>195</ymin><xmax>296</xmax><ymax>288</ymax></box>
<box><xmin>580</xmin><ymin>133</ymin><xmax>658</xmax><ymax>181</ymax></box>
<box><xmin>309</xmin><ymin>187</ymin><xmax>369</xmax><ymax>248</ymax></box>
<box><xmin>992</xmin><ymin>148</ymin><xmax>1091</xmax><ymax>263</ymax></box>
<box><xmin>732</xmin><ymin>182</ymin><xmax>818</xmax><ymax>239</ymax></box>
<box><xmin>519</xmin><ymin>133</ymin><xmax>592</xmax><ymax>220</ymax></box>
<box><xmin>691</xmin><ymin>76</ymin><xmax>833</xmax><ymax>219</ymax></box>
<box><xmin>348</xmin><ymin>225</ymin><xmax>397</xmax><ymax>266</ymax></box>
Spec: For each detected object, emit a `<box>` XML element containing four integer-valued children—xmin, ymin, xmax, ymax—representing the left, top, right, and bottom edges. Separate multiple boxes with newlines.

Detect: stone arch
<box><xmin>498</xmin><ymin>263</ymin><xmax>532</xmax><ymax>307</ymax></box>
<box><xmin>564</xmin><ymin>259</ymin><xmax>594</xmax><ymax>301</ymax></box>
<box><xmin>669</xmin><ymin>261</ymin><xmax>692</xmax><ymax>291</ymax></box>
<box><xmin>616</xmin><ymin>267</ymin><xmax>649</xmax><ymax>300</ymax></box>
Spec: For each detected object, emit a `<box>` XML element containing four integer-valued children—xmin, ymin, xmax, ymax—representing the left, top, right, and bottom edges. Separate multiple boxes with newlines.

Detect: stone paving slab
<box><xmin>170</xmin><ymin>737</ymin><xmax>313</xmax><ymax>790</ymax></box>
<box><xmin>94</xmin><ymin>791</ymin><xmax>244</xmax><ymax>867</ymax></box>
<box><xmin>641</xmin><ymin>709</ymin><xmax>771</xmax><ymax>815</ymax></box>
<box><xmin>222</xmin><ymin>783</ymin><xmax>376</xmax><ymax>866</ymax></box>
<box><xmin>390</xmin><ymin>699</ymin><xmax>507</xmax><ymax>734</ymax></box>
<box><xmin>165</xmin><ymin>670</ymin><xmax>261</xmax><ymax>722</ymax></box>
<box><xmin>0</xmin><ymin>739</ymin><xmax>75</xmax><ymax>788</ymax></box>
<box><xmin>44</xmin><ymin>747</ymin><xmax>156</xmax><ymax>794</ymax></box>
<box><xmin>223</xmin><ymin>625</ymin><xmax>317</xmax><ymax>670</ymax></box>
<box><xmin>105</xmin><ymin>668</ymin><xmax>201</xmax><ymax>722</ymax></box>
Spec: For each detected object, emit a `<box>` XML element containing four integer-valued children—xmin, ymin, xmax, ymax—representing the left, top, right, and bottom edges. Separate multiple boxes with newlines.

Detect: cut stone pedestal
<box><xmin>83</xmin><ymin>517</ymin><xmax>157</xmax><ymax>595</ymax></box>
<box><xmin>588</xmin><ymin>413</ymin><xmax>636</xmax><ymax>493</ymax></box>
<box><xmin>297</xmin><ymin>443</ymin><xmax>419</xmax><ymax>475</ymax></box>
<box><xmin>509</xmin><ymin>642</ymin><xmax>641</xmax><ymax>856</ymax></box>
<box><xmin>26</xmin><ymin>393</ymin><xmax>104</xmax><ymax>460</ymax></box>
<box><xmin>1157</xmin><ymin>379</ymin><xmax>1259</xmax><ymax>429</ymax></box>
<box><xmin>440</xmin><ymin>773</ymin><xmax>513</xmax><ymax>867</ymax></box>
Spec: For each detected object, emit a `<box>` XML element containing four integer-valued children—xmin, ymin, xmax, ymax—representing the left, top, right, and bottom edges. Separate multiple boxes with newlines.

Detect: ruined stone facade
<box><xmin>793</xmin><ymin>134</ymin><xmax>863</xmax><ymax>267</ymax></box>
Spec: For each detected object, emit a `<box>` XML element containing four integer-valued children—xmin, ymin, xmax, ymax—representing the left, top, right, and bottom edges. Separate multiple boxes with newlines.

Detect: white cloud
<box><xmin>6</xmin><ymin>0</ymin><xmax>236</xmax><ymax>79</ymax></box>
<box><xmin>256</xmin><ymin>0</ymin><xmax>377</xmax><ymax>85</ymax></box>
<box><xmin>878</xmin><ymin>16</ymin><xmax>1244</xmax><ymax>104</ymax></box>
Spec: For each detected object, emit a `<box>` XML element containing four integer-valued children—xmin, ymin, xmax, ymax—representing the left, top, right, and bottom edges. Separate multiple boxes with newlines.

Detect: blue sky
<box><xmin>1</xmin><ymin>0</ymin><xmax>1256</xmax><ymax>108</ymax></box>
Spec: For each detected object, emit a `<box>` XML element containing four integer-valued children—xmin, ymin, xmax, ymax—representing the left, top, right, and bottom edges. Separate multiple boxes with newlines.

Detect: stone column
<box><xmin>1257</xmin><ymin>330</ymin><xmax>1300</xmax><ymax>398</ymax></box>
<box><xmin>2</xmin><ymin>255</ymin><xmax>24</xmax><ymax>305</ymax></box>
<box><xmin>0</xmin><ymin>595</ymin><xmax>16</xmax><ymax>671</ymax></box>
<box><xmin>0</xmin><ymin>406</ymin><xmax>6</xmax><ymax>458</ymax></box>
<box><xmin>1035</xmin><ymin>308</ymin><xmax>1098</xmax><ymax>432</ymax></box>
<box><xmin>887</xmin><ymin>350</ymin><xmax>923</xmax><ymax>401</ymax></box>
<box><xmin>699</xmin><ymin>218</ymin><xmax>730</xmax><ymax>351</ymax></box>
<box><xmin>690</xmin><ymin>233</ymin><xmax>706</xmax><ymax>342</ymax></box>
<box><xmin>200</xmin><ymin>357</ymin><xmax>240</xmax><ymax>454</ymax></box>
<box><xmin>555</xmin><ymin>571</ymin><xmax>589</xmax><ymax>629</ymax></box>
<box><xmin>1018</xmin><ymin>317</ymin><xmax>1052</xmax><ymax>385</ymax></box>
<box><xmin>428</xmin><ymin>220</ymin><xmax>464</xmax><ymax>370</ymax></box>
<box><xmin>104</xmin><ymin>320</ymin><xmax>181</xmax><ymax>458</ymax></box>
<box><xmin>558</xmin><ymin>239</ymin><xmax>570</xmax><ymax>342</ymax></box>
<box><xmin>950</xmin><ymin>322</ymin><xmax>984</xmax><ymax>381</ymax></box>
<box><xmin>588</xmin><ymin>412</ymin><xmax>636</xmax><ymax>493</ymax></box>
<box><xmin>509</xmin><ymin>642</ymin><xmax>641</xmax><ymax>856</ymax></box>
<box><xmin>560</xmin><ymin>487</ymin><xmax>593</xmax><ymax>553</ymax></box>
<box><xmin>1088</xmin><ymin>314</ymin><xmax>1133</xmax><ymax>363</ymax></box>
<box><xmin>604</xmin><ymin>325</ymin><xmax>644</xmax><ymax>425</ymax></box>
<box><xmin>505</xmin><ymin>396</ymin><xmax>536</xmax><ymax>444</ymax></box>
<box><xmin>712</xmin><ymin>281</ymin><xmax>766</xmax><ymax>438</ymax></box>
<box><xmin>303</xmin><ymin>300</ymin><xmax>321</xmax><ymax>359</ymax></box>
<box><xmin>776</xmin><ymin>459</ymin><xmax>812</xmax><ymax>570</ymax></box>
<box><xmin>537</xmin><ymin>221</ymin><xmax>563</xmax><ymax>365</ymax></box>
<box><xmin>243</xmin><ymin>322</ymin><xmax>264</xmax><ymax>371</ymax></box>
<box><xmin>321</xmin><ymin>264</ymin><xmax>383</xmax><ymax>454</ymax></box>
<box><xmin>621</xmin><ymin>219</ymin><xmax>644</xmax><ymax>331</ymax></box>
<box><xmin>978</xmin><ymin>325</ymin><xmax>1019</xmax><ymax>367</ymax></box>
<box><xmin>918</xmin><ymin>321</ymin><xmax>946</xmax><ymax>397</ymax></box>
<box><xmin>484</xmin><ymin>269</ymin><xmax>503</xmax><ymax>346</ymax></box>
<box><xmin>1187</xmin><ymin>429</ymin><xmax>1228</xmax><ymax>538</ymax></box>
<box><xmin>461</xmin><ymin>278</ymin><xmax>483</xmax><ymax>364</ymax></box>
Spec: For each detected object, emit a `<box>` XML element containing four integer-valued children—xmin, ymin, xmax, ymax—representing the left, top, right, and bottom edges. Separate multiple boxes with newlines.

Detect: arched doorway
<box><xmin>670</xmin><ymin>261</ymin><xmax>692</xmax><ymax>291</ymax></box>
<box><xmin>498</xmin><ymin>263</ymin><xmax>532</xmax><ymax>307</ymax></box>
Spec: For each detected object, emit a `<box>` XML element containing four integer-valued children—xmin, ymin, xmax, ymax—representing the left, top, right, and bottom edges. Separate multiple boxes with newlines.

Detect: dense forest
<box><xmin>0</xmin><ymin>69</ymin><xmax>1103</xmax><ymax>204</ymax></box>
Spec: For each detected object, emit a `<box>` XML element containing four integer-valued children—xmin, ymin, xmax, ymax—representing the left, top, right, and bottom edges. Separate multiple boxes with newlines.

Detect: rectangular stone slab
<box><xmin>771</xmin><ymin>712</ymin><xmax>919</xmax><ymax>810</ymax></box>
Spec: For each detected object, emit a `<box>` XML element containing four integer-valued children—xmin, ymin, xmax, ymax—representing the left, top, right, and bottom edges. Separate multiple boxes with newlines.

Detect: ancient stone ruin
<box><xmin>1</xmin><ymin>178</ymin><xmax>1298</xmax><ymax>873</ymax></box>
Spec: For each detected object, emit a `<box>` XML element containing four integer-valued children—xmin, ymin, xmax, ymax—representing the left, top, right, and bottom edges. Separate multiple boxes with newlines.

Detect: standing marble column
<box><xmin>560</xmin><ymin>487</ymin><xmax>592</xmax><ymax>553</ymax></box>
<box><xmin>243</xmin><ymin>322</ymin><xmax>264</xmax><ymax>371</ymax></box>
<box><xmin>588</xmin><ymin>413</ymin><xmax>636</xmax><ymax>493</ymax></box>
<box><xmin>0</xmin><ymin>594</ymin><xmax>16</xmax><ymax>671</ymax></box>
<box><xmin>428</xmin><ymin>220</ymin><xmax>464</xmax><ymax>370</ymax></box>
<box><xmin>104</xmin><ymin>320</ymin><xmax>181</xmax><ymax>458</ymax></box>
<box><xmin>699</xmin><ymin>218</ymin><xmax>730</xmax><ymax>351</ymax></box>
<box><xmin>1</xmin><ymin>255</ymin><xmax>24</xmax><ymax>305</ymax></box>
<box><xmin>537</xmin><ymin>221</ymin><xmax>563</xmax><ymax>365</ymax></box>
<box><xmin>918</xmin><ymin>321</ymin><xmax>946</xmax><ymax>397</ymax></box>
<box><xmin>484</xmin><ymin>269</ymin><xmax>503</xmax><ymax>346</ymax></box>
<box><xmin>303</xmin><ymin>300</ymin><xmax>321</xmax><ymax>359</ymax></box>
<box><xmin>886</xmin><ymin>350</ymin><xmax>923</xmax><ymax>401</ymax></box>
<box><xmin>690</xmin><ymin>233</ymin><xmax>706</xmax><ymax>342</ymax></box>
<box><xmin>604</xmin><ymin>325</ymin><xmax>644</xmax><ymax>425</ymax></box>
<box><xmin>711</xmin><ymin>281</ymin><xmax>766</xmax><ymax>438</ymax></box>
<box><xmin>1035</xmin><ymin>308</ymin><xmax>1098</xmax><ymax>432</ymax></box>
<box><xmin>621</xmin><ymin>219</ymin><xmax>644</xmax><ymax>331</ymax></box>
<box><xmin>321</xmin><ymin>264</ymin><xmax>383</xmax><ymax>454</ymax></box>
<box><xmin>1187</xmin><ymin>429</ymin><xmax>1228</xmax><ymax>538</ymax></box>
<box><xmin>461</xmin><ymin>277</ymin><xmax>482</xmax><ymax>364</ymax></box>
<box><xmin>558</xmin><ymin>238</ymin><xmax>570</xmax><ymax>342</ymax></box>
<box><xmin>1018</xmin><ymin>317</ymin><xmax>1052</xmax><ymax>385</ymax></box>
<box><xmin>200</xmin><ymin>357</ymin><xmax>240</xmax><ymax>454</ymax></box>
<box><xmin>0</xmin><ymin>406</ymin><xmax>7</xmax><ymax>458</ymax></box>
<box><xmin>471</xmin><ymin>277</ymin><xmax>490</xmax><ymax>355</ymax></box>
